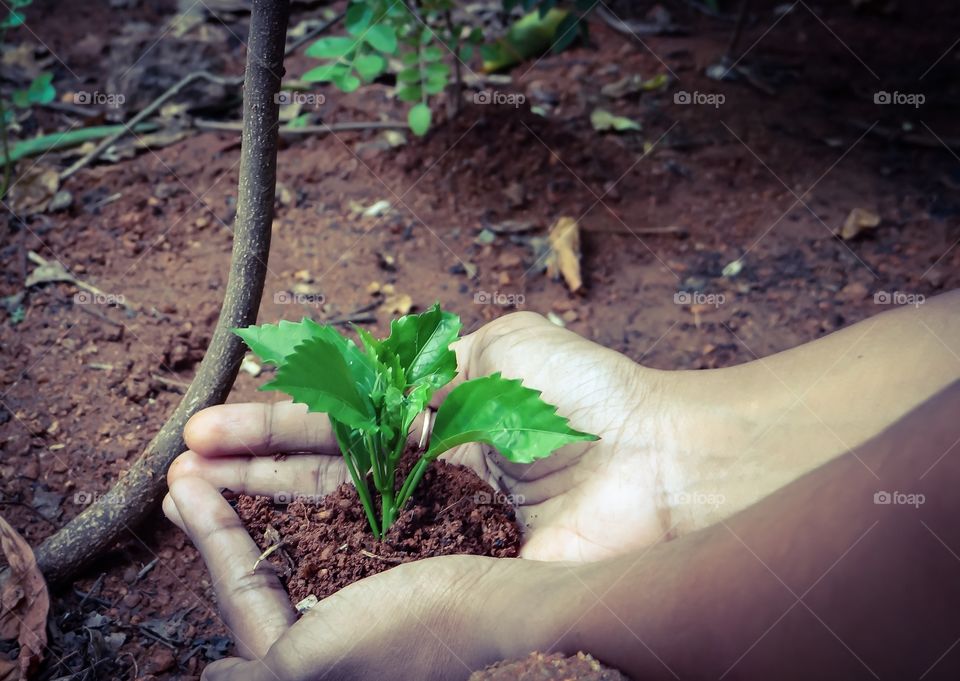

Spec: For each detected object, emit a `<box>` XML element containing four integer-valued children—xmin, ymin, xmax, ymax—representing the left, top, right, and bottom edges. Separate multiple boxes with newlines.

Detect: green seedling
<box><xmin>236</xmin><ymin>304</ymin><xmax>597</xmax><ymax>538</ymax></box>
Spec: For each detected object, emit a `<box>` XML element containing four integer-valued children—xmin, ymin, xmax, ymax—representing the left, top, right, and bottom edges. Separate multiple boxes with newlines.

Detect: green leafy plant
<box><xmin>302</xmin><ymin>0</ymin><xmax>593</xmax><ymax>136</ymax></box>
<box><xmin>1</xmin><ymin>0</ymin><xmax>56</xmax><ymax>198</ymax></box>
<box><xmin>236</xmin><ymin>304</ymin><xmax>597</xmax><ymax>538</ymax></box>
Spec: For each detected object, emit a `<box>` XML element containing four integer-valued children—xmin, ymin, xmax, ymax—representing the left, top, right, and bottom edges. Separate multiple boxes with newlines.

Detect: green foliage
<box><xmin>1</xmin><ymin>0</ymin><xmax>57</xmax><ymax>199</ymax></box>
<box><xmin>303</xmin><ymin>0</ymin><xmax>594</xmax><ymax>136</ymax></box>
<box><xmin>236</xmin><ymin>304</ymin><xmax>597</xmax><ymax>537</ymax></box>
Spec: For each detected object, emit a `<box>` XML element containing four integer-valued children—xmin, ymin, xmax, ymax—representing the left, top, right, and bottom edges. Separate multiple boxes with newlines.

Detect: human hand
<box><xmin>167</xmin><ymin>312</ymin><xmax>687</xmax><ymax>562</ymax></box>
<box><xmin>163</xmin><ymin>476</ymin><xmax>570</xmax><ymax>681</ymax></box>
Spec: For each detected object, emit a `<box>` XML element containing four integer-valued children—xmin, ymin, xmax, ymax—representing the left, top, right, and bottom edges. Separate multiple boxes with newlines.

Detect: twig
<box><xmin>135</xmin><ymin>557</ymin><xmax>159</xmax><ymax>581</ymax></box>
<box><xmin>28</xmin><ymin>250</ymin><xmax>141</xmax><ymax>313</ymax></box>
<box><xmin>851</xmin><ymin>119</ymin><xmax>960</xmax><ymax>150</ymax></box>
<box><xmin>194</xmin><ymin>118</ymin><xmax>408</xmax><ymax>135</ymax></box>
<box><xmin>251</xmin><ymin>540</ymin><xmax>285</xmax><ymax>573</ymax></box>
<box><xmin>359</xmin><ymin>549</ymin><xmax>406</xmax><ymax>564</ymax></box>
<box><xmin>595</xmin><ymin>5</ymin><xmax>688</xmax><ymax>36</ymax></box>
<box><xmin>60</xmin><ymin>71</ymin><xmax>244</xmax><ymax>181</ymax></box>
<box><xmin>284</xmin><ymin>12</ymin><xmax>344</xmax><ymax>56</ymax></box>
<box><xmin>151</xmin><ymin>374</ymin><xmax>191</xmax><ymax>393</ymax></box>
<box><xmin>36</xmin><ymin>0</ymin><xmax>290</xmax><ymax>585</ymax></box>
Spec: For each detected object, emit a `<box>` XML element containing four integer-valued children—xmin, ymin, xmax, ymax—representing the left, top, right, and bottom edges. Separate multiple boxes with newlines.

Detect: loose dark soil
<box><xmin>235</xmin><ymin>451</ymin><xmax>522</xmax><ymax>604</ymax></box>
<box><xmin>470</xmin><ymin>652</ymin><xmax>631</xmax><ymax>681</ymax></box>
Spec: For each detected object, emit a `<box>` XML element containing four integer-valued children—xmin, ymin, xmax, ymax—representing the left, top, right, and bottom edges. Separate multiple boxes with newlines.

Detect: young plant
<box><xmin>301</xmin><ymin>0</ymin><xmax>593</xmax><ymax>136</ymax></box>
<box><xmin>236</xmin><ymin>304</ymin><xmax>597</xmax><ymax>538</ymax></box>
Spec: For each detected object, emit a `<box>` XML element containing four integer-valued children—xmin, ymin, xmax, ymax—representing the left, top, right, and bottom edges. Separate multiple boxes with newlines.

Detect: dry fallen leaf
<box><xmin>545</xmin><ymin>217</ymin><xmax>584</xmax><ymax>293</ymax></box>
<box><xmin>7</xmin><ymin>167</ymin><xmax>59</xmax><ymax>215</ymax></box>
<box><xmin>839</xmin><ymin>208</ymin><xmax>881</xmax><ymax>240</ymax></box>
<box><xmin>0</xmin><ymin>515</ymin><xmax>49</xmax><ymax>681</ymax></box>
<box><xmin>381</xmin><ymin>293</ymin><xmax>412</xmax><ymax>316</ymax></box>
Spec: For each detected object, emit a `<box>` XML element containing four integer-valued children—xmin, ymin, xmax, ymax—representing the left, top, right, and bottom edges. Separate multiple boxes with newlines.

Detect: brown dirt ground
<box><xmin>1</xmin><ymin>0</ymin><xmax>958</xmax><ymax>678</ymax></box>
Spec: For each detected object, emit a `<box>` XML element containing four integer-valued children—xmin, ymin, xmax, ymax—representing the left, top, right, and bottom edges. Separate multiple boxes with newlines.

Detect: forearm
<box><xmin>553</xmin><ymin>381</ymin><xmax>960</xmax><ymax>680</ymax></box>
<box><xmin>664</xmin><ymin>290</ymin><xmax>960</xmax><ymax>528</ymax></box>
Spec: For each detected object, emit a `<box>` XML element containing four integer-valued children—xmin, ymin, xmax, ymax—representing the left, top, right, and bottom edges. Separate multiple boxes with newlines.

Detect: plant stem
<box><xmin>395</xmin><ymin>457</ymin><xmax>429</xmax><ymax>511</ymax></box>
<box><xmin>343</xmin><ymin>451</ymin><xmax>382</xmax><ymax>539</ymax></box>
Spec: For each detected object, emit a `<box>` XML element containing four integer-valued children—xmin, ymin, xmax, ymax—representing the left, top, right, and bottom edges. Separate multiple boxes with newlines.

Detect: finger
<box><xmin>184</xmin><ymin>402</ymin><xmax>338</xmax><ymax>458</ymax></box>
<box><xmin>162</xmin><ymin>493</ymin><xmax>185</xmax><ymax>530</ymax></box>
<box><xmin>202</xmin><ymin>658</ymin><xmax>272</xmax><ymax>681</ymax></box>
<box><xmin>429</xmin><ymin>312</ymin><xmax>557</xmax><ymax>407</ymax></box>
<box><xmin>169</xmin><ymin>477</ymin><xmax>295</xmax><ymax>659</ymax></box>
<box><xmin>168</xmin><ymin>450</ymin><xmax>348</xmax><ymax>498</ymax></box>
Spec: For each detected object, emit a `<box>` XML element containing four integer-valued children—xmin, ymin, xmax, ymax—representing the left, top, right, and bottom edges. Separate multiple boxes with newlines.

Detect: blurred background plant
<box><xmin>1</xmin><ymin>0</ymin><xmax>56</xmax><ymax>199</ymax></box>
<box><xmin>302</xmin><ymin>0</ymin><xmax>595</xmax><ymax>136</ymax></box>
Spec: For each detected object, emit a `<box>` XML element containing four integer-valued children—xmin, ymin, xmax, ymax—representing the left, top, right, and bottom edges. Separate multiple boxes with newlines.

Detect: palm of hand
<box><xmin>440</xmin><ymin>313</ymin><xmax>672</xmax><ymax>561</ymax></box>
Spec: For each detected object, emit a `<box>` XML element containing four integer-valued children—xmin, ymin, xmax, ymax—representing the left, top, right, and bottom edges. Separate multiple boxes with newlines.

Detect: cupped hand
<box><xmin>164</xmin><ymin>477</ymin><xmax>569</xmax><ymax>681</ymax></box>
<box><xmin>167</xmin><ymin>312</ymin><xmax>680</xmax><ymax>562</ymax></box>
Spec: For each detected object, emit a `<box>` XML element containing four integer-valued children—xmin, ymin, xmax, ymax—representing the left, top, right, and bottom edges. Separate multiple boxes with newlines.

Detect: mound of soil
<box><xmin>470</xmin><ymin>652</ymin><xmax>631</xmax><ymax>680</ymax></box>
<box><xmin>235</xmin><ymin>453</ymin><xmax>522</xmax><ymax>604</ymax></box>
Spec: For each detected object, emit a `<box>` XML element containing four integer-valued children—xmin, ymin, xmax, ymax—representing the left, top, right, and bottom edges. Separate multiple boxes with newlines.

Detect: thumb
<box><xmin>202</xmin><ymin>657</ymin><xmax>272</xmax><ymax>681</ymax></box>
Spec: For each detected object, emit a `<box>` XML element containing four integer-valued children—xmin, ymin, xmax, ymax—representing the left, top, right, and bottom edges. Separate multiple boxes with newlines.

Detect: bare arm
<box><xmin>548</xmin><ymin>380</ymin><xmax>960</xmax><ymax>680</ymax></box>
<box><xmin>661</xmin><ymin>290</ymin><xmax>960</xmax><ymax>531</ymax></box>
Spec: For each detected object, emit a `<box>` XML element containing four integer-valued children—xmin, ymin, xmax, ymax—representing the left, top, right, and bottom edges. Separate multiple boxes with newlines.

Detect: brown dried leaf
<box><xmin>0</xmin><ymin>515</ymin><xmax>49</xmax><ymax>681</ymax></box>
<box><xmin>839</xmin><ymin>207</ymin><xmax>881</xmax><ymax>240</ymax></box>
<box><xmin>545</xmin><ymin>217</ymin><xmax>583</xmax><ymax>293</ymax></box>
<box><xmin>7</xmin><ymin>167</ymin><xmax>59</xmax><ymax>215</ymax></box>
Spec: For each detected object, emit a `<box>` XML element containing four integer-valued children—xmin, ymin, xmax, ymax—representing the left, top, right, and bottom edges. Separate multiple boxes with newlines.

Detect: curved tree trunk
<box><xmin>36</xmin><ymin>0</ymin><xmax>292</xmax><ymax>585</ymax></box>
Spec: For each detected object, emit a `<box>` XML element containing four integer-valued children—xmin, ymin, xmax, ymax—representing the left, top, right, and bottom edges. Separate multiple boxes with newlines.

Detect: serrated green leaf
<box><xmin>26</xmin><ymin>72</ymin><xmax>55</xmax><ymax>104</ymax></box>
<box><xmin>1</xmin><ymin>10</ymin><xmax>25</xmax><ymax>28</ymax></box>
<box><xmin>379</xmin><ymin>303</ymin><xmax>461</xmax><ymax>390</ymax></box>
<box><xmin>427</xmin><ymin>373</ymin><xmax>598</xmax><ymax>462</ymax></box>
<box><xmin>355</xmin><ymin>53</ymin><xmax>387</xmax><ymax>82</ymax></box>
<box><xmin>408</xmin><ymin>102</ymin><xmax>431</xmax><ymax>136</ymax></box>
<box><xmin>364</xmin><ymin>24</ymin><xmax>397</xmax><ymax>53</ymax></box>
<box><xmin>302</xmin><ymin>63</ymin><xmax>348</xmax><ymax>83</ymax></box>
<box><xmin>305</xmin><ymin>36</ymin><xmax>358</xmax><ymax>59</ymax></box>
<box><xmin>264</xmin><ymin>337</ymin><xmax>376</xmax><ymax>430</ymax></box>
<box><xmin>234</xmin><ymin>318</ymin><xmax>377</xmax><ymax>394</ymax></box>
